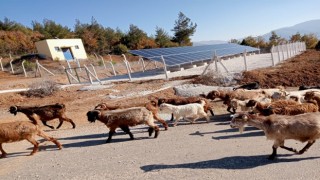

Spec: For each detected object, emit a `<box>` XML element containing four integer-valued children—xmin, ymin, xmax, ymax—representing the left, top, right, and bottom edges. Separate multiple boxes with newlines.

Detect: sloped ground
<box><xmin>239</xmin><ymin>50</ymin><xmax>320</xmax><ymax>87</ymax></box>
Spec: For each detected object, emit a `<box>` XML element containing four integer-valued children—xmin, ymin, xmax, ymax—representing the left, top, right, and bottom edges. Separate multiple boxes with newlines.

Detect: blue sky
<box><xmin>1</xmin><ymin>0</ymin><xmax>319</xmax><ymax>42</ymax></box>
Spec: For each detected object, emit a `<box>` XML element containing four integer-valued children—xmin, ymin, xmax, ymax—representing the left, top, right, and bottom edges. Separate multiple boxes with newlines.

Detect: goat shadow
<box><xmin>38</xmin><ymin>132</ymin><xmax>155</xmax><ymax>149</ymax></box>
<box><xmin>140</xmin><ymin>155</ymin><xmax>320</xmax><ymax>172</ymax></box>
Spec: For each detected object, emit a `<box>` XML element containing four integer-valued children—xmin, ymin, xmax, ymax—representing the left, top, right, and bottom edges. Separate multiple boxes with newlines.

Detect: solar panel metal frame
<box><xmin>129</xmin><ymin>43</ymin><xmax>259</xmax><ymax>67</ymax></box>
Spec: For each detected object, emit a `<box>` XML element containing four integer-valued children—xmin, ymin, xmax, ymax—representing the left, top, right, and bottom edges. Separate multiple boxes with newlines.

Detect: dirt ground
<box><xmin>1</xmin><ymin>50</ymin><xmax>320</xmax><ymax>179</ymax></box>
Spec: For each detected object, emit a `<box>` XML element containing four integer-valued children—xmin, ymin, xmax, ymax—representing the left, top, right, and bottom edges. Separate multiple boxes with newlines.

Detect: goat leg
<box><xmin>120</xmin><ymin>126</ymin><xmax>134</xmax><ymax>140</ymax></box>
<box><xmin>153</xmin><ymin>113</ymin><xmax>168</xmax><ymax>130</ymax></box>
<box><xmin>170</xmin><ymin>113</ymin><xmax>174</xmax><ymax>121</ymax></box>
<box><xmin>280</xmin><ymin>145</ymin><xmax>298</xmax><ymax>153</ymax></box>
<box><xmin>209</xmin><ymin>109</ymin><xmax>215</xmax><ymax>116</ymax></box>
<box><xmin>26</xmin><ymin>137</ymin><xmax>39</xmax><ymax>156</ymax></box>
<box><xmin>297</xmin><ymin>140</ymin><xmax>316</xmax><ymax>154</ymax></box>
<box><xmin>268</xmin><ymin>146</ymin><xmax>277</xmax><ymax>160</ymax></box>
<box><xmin>0</xmin><ymin>143</ymin><xmax>7</xmax><ymax>158</ymax></box>
<box><xmin>42</xmin><ymin>120</ymin><xmax>55</xmax><ymax>129</ymax></box>
<box><xmin>106</xmin><ymin>129</ymin><xmax>116</xmax><ymax>143</ymax></box>
<box><xmin>37</xmin><ymin>129</ymin><xmax>62</xmax><ymax>150</ymax></box>
<box><xmin>154</xmin><ymin>126</ymin><xmax>159</xmax><ymax>138</ymax></box>
<box><xmin>148</xmin><ymin>127</ymin><xmax>154</xmax><ymax>137</ymax></box>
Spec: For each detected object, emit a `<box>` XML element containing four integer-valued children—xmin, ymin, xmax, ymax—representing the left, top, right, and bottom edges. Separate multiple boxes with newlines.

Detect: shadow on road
<box><xmin>140</xmin><ymin>155</ymin><xmax>320</xmax><ymax>172</ymax></box>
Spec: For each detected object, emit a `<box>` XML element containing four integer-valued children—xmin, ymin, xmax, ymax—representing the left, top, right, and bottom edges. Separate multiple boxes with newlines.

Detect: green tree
<box><xmin>74</xmin><ymin>17</ymin><xmax>112</xmax><ymax>54</ymax></box>
<box><xmin>0</xmin><ymin>17</ymin><xmax>29</xmax><ymax>33</ymax></box>
<box><xmin>32</xmin><ymin>19</ymin><xmax>73</xmax><ymax>39</ymax></box>
<box><xmin>240</xmin><ymin>36</ymin><xmax>257</xmax><ymax>47</ymax></box>
<box><xmin>171</xmin><ymin>12</ymin><xmax>197</xmax><ymax>46</ymax></box>
<box><xmin>123</xmin><ymin>24</ymin><xmax>148</xmax><ymax>49</ymax></box>
<box><xmin>155</xmin><ymin>26</ymin><xmax>172</xmax><ymax>47</ymax></box>
<box><xmin>301</xmin><ymin>33</ymin><xmax>318</xmax><ymax>49</ymax></box>
<box><xmin>230</xmin><ymin>39</ymin><xmax>240</xmax><ymax>44</ymax></box>
<box><xmin>256</xmin><ymin>36</ymin><xmax>267</xmax><ymax>48</ymax></box>
<box><xmin>290</xmin><ymin>32</ymin><xmax>302</xmax><ymax>42</ymax></box>
<box><xmin>269</xmin><ymin>31</ymin><xmax>281</xmax><ymax>46</ymax></box>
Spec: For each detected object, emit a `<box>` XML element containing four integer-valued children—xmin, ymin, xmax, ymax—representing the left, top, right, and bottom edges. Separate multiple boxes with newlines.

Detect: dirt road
<box><xmin>1</xmin><ymin>110</ymin><xmax>320</xmax><ymax>180</ymax></box>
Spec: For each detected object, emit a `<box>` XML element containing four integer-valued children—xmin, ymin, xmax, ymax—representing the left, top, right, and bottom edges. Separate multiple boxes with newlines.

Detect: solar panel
<box><xmin>129</xmin><ymin>43</ymin><xmax>259</xmax><ymax>67</ymax></box>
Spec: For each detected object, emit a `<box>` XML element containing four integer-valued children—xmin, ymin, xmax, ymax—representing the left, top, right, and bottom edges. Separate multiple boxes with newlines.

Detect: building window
<box><xmin>54</xmin><ymin>47</ymin><xmax>61</xmax><ymax>51</ymax></box>
<box><xmin>75</xmin><ymin>45</ymin><xmax>79</xmax><ymax>49</ymax></box>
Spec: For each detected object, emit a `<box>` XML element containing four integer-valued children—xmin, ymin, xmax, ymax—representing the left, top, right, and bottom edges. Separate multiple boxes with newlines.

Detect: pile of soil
<box><xmin>239</xmin><ymin>50</ymin><xmax>320</xmax><ymax>88</ymax></box>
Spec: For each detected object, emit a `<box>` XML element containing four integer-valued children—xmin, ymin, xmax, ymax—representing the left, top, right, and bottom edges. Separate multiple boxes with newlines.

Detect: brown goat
<box><xmin>9</xmin><ymin>103</ymin><xmax>75</xmax><ymax>129</ymax></box>
<box><xmin>246</xmin><ymin>99</ymin><xmax>300</xmax><ymax>115</ymax></box>
<box><xmin>94</xmin><ymin>101</ymin><xmax>168</xmax><ymax>130</ymax></box>
<box><xmin>204</xmin><ymin>89</ymin><xmax>265</xmax><ymax>114</ymax></box>
<box><xmin>0</xmin><ymin>121</ymin><xmax>62</xmax><ymax>158</ymax></box>
<box><xmin>158</xmin><ymin>97</ymin><xmax>214</xmax><ymax>121</ymax></box>
<box><xmin>230</xmin><ymin>112</ymin><xmax>320</xmax><ymax>160</ymax></box>
<box><xmin>304</xmin><ymin>91</ymin><xmax>320</xmax><ymax>111</ymax></box>
<box><xmin>87</xmin><ymin>107</ymin><xmax>159</xmax><ymax>143</ymax></box>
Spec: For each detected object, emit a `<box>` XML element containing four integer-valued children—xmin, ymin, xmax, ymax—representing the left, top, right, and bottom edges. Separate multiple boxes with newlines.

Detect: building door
<box><xmin>61</xmin><ymin>48</ymin><xmax>74</xmax><ymax>60</ymax></box>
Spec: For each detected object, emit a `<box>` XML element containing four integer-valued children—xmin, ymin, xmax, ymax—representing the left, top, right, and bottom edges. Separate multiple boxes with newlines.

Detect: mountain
<box><xmin>262</xmin><ymin>19</ymin><xmax>320</xmax><ymax>40</ymax></box>
<box><xmin>193</xmin><ymin>40</ymin><xmax>227</xmax><ymax>46</ymax></box>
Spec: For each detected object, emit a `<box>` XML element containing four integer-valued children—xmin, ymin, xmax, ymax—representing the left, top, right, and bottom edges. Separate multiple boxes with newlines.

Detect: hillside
<box><xmin>262</xmin><ymin>19</ymin><xmax>320</xmax><ymax>40</ymax></box>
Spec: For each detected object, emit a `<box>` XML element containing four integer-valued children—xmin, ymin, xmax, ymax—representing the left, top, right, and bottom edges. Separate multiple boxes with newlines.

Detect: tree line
<box><xmin>0</xmin><ymin>12</ymin><xmax>196</xmax><ymax>57</ymax></box>
<box><xmin>1</xmin><ymin>12</ymin><xmax>319</xmax><ymax>57</ymax></box>
<box><xmin>231</xmin><ymin>31</ymin><xmax>320</xmax><ymax>50</ymax></box>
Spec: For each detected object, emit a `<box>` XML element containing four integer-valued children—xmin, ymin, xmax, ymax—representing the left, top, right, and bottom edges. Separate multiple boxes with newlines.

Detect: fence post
<box><xmin>277</xmin><ymin>45</ymin><xmax>281</xmax><ymax>62</ymax></box>
<box><xmin>90</xmin><ymin>64</ymin><xmax>98</xmax><ymax>78</ymax></box>
<box><xmin>139</xmin><ymin>57</ymin><xmax>146</xmax><ymax>72</ymax></box>
<box><xmin>22</xmin><ymin>60</ymin><xmax>27</xmax><ymax>77</ymax></box>
<box><xmin>243</xmin><ymin>49</ymin><xmax>248</xmax><ymax>71</ymax></box>
<box><xmin>66</xmin><ymin>60</ymin><xmax>73</xmax><ymax>73</ymax></box>
<box><xmin>281</xmin><ymin>45</ymin><xmax>285</xmax><ymax>60</ymax></box>
<box><xmin>286</xmin><ymin>43</ymin><xmax>290</xmax><ymax>59</ymax></box>
<box><xmin>161</xmin><ymin>56</ymin><xmax>169</xmax><ymax>80</ymax></box>
<box><xmin>108</xmin><ymin>54</ymin><xmax>117</xmax><ymax>76</ymax></box>
<box><xmin>10</xmin><ymin>58</ymin><xmax>14</xmax><ymax>74</ymax></box>
<box><xmin>271</xmin><ymin>45</ymin><xmax>275</xmax><ymax>66</ymax></box>
<box><xmin>0</xmin><ymin>57</ymin><xmax>3</xmax><ymax>71</ymax></box>
<box><xmin>122</xmin><ymin>54</ymin><xmax>132</xmax><ymax>81</ymax></box>
<box><xmin>99</xmin><ymin>55</ymin><xmax>107</xmax><ymax>69</ymax></box>
<box><xmin>201</xmin><ymin>51</ymin><xmax>216</xmax><ymax>75</ymax></box>
<box><xmin>75</xmin><ymin>58</ymin><xmax>82</xmax><ymax>71</ymax></box>
<box><xmin>64</xmin><ymin>67</ymin><xmax>72</xmax><ymax>84</ymax></box>
<box><xmin>85</xmin><ymin>67</ymin><xmax>93</xmax><ymax>84</ymax></box>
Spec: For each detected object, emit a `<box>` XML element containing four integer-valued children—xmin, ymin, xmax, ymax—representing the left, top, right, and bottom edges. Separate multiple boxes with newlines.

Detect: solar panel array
<box><xmin>129</xmin><ymin>43</ymin><xmax>259</xmax><ymax>67</ymax></box>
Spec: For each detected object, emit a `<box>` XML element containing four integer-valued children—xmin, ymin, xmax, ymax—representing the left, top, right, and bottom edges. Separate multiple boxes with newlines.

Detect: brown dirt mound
<box><xmin>239</xmin><ymin>50</ymin><xmax>320</xmax><ymax>88</ymax></box>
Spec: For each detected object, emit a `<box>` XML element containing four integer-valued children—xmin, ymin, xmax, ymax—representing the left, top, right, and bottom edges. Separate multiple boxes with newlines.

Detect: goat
<box><xmin>230</xmin><ymin>112</ymin><xmax>320</xmax><ymax>160</ymax></box>
<box><xmin>304</xmin><ymin>91</ymin><xmax>320</xmax><ymax>111</ymax></box>
<box><xmin>86</xmin><ymin>107</ymin><xmax>159</xmax><ymax>143</ymax></box>
<box><xmin>0</xmin><ymin>121</ymin><xmax>62</xmax><ymax>158</ymax></box>
<box><xmin>159</xmin><ymin>100</ymin><xmax>210</xmax><ymax>126</ymax></box>
<box><xmin>222</xmin><ymin>90</ymin><xmax>266</xmax><ymax>114</ymax></box>
<box><xmin>299</xmin><ymin>85</ymin><xmax>320</xmax><ymax>91</ymax></box>
<box><xmin>94</xmin><ymin>101</ymin><xmax>168</xmax><ymax>130</ymax></box>
<box><xmin>285</xmin><ymin>89</ymin><xmax>320</xmax><ymax>103</ymax></box>
<box><xmin>246</xmin><ymin>99</ymin><xmax>303</xmax><ymax>116</ymax></box>
<box><xmin>9</xmin><ymin>103</ymin><xmax>75</xmax><ymax>129</ymax></box>
<box><xmin>158</xmin><ymin>97</ymin><xmax>214</xmax><ymax>121</ymax></box>
<box><xmin>233</xmin><ymin>81</ymin><xmax>260</xmax><ymax>90</ymax></box>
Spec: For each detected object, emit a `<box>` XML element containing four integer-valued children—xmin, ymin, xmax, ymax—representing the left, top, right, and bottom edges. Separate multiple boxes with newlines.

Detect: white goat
<box><xmin>230</xmin><ymin>112</ymin><xmax>320</xmax><ymax>160</ymax></box>
<box><xmin>285</xmin><ymin>89</ymin><xmax>320</xmax><ymax>103</ymax></box>
<box><xmin>159</xmin><ymin>100</ymin><xmax>209</xmax><ymax>126</ymax></box>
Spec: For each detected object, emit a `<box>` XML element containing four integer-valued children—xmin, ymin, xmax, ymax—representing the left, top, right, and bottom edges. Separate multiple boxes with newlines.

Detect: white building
<box><xmin>35</xmin><ymin>39</ymin><xmax>87</xmax><ymax>61</ymax></box>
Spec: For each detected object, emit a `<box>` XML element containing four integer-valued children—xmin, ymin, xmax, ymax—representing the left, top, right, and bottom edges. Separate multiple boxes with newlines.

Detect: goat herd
<box><xmin>1</xmin><ymin>82</ymin><xmax>320</xmax><ymax>160</ymax></box>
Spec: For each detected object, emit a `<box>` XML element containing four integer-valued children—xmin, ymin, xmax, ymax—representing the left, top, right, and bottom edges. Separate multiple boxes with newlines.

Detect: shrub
<box><xmin>112</xmin><ymin>44</ymin><xmax>128</xmax><ymax>55</ymax></box>
<box><xmin>22</xmin><ymin>60</ymin><xmax>36</xmax><ymax>71</ymax></box>
<box><xmin>21</xmin><ymin>80</ymin><xmax>59</xmax><ymax>98</ymax></box>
